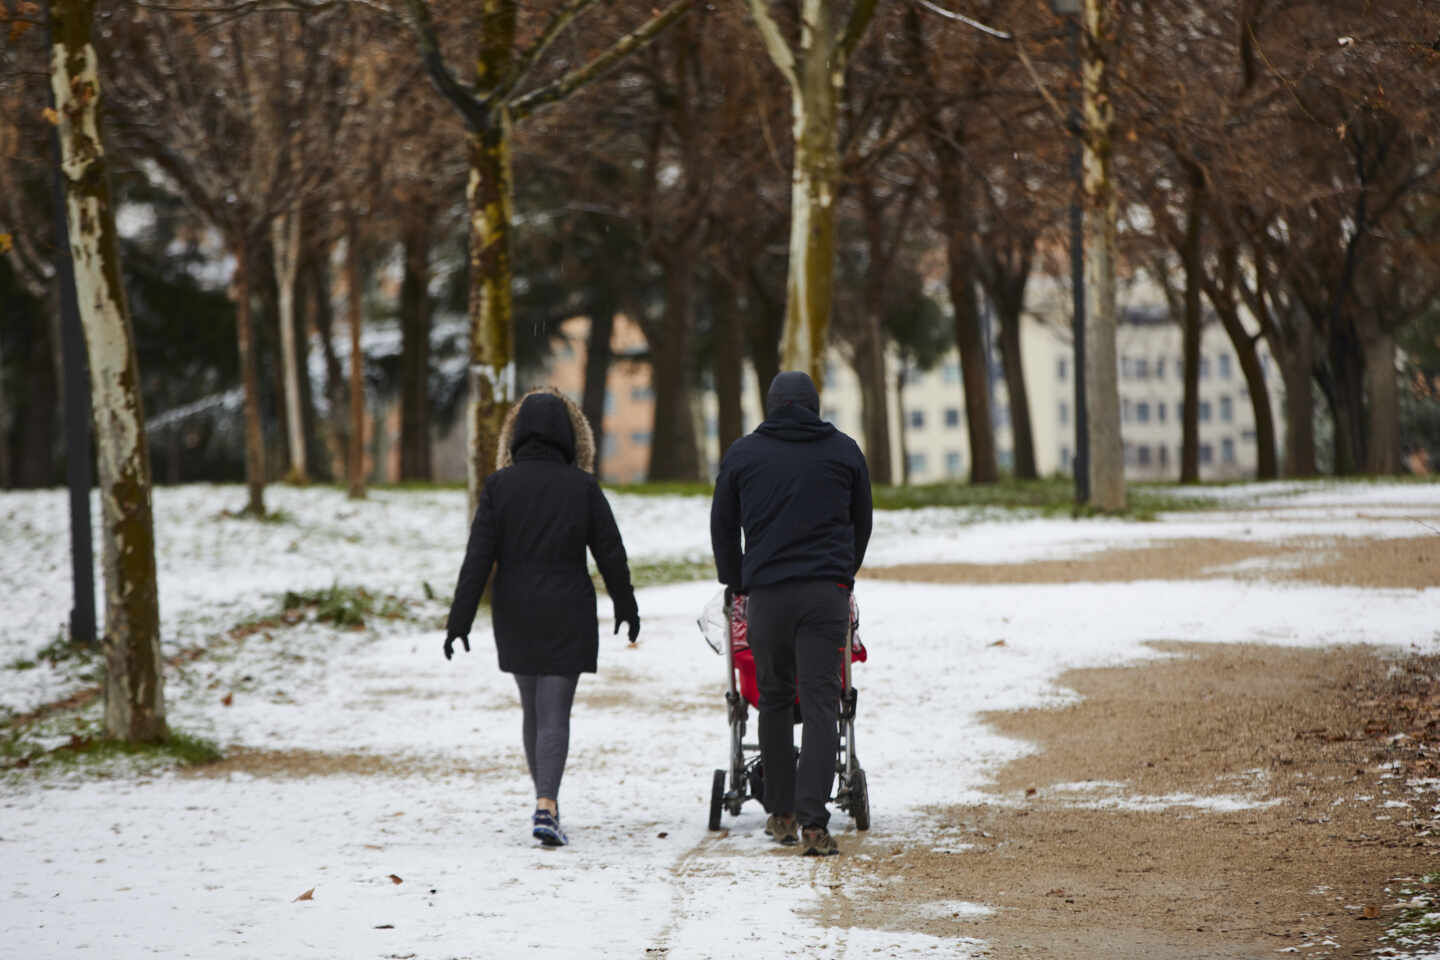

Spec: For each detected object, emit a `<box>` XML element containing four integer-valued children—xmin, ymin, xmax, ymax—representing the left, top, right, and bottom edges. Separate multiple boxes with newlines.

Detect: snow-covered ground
<box><xmin>1</xmin><ymin>480</ymin><xmax>1438</xmax><ymax>958</ymax></box>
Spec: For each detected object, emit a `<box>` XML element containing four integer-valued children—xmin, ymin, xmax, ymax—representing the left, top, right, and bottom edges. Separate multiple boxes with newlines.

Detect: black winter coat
<box><xmin>711</xmin><ymin>383</ymin><xmax>872</xmax><ymax>592</ymax></box>
<box><xmin>446</xmin><ymin>393</ymin><xmax>637</xmax><ymax>675</ymax></box>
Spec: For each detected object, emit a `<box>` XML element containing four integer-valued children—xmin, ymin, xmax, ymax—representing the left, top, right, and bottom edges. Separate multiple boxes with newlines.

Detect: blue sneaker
<box><xmin>532</xmin><ymin>808</ymin><xmax>568</xmax><ymax>847</ymax></box>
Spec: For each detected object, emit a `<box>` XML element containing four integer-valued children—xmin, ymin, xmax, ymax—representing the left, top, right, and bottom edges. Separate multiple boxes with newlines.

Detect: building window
<box><xmin>630</xmin><ymin>431</ymin><xmax>652</xmax><ymax>446</ymax></box>
<box><xmin>1122</xmin><ymin>398</ymin><xmax>1132</xmax><ymax>423</ymax></box>
<box><xmin>907</xmin><ymin>452</ymin><xmax>928</xmax><ymax>475</ymax></box>
<box><xmin>1241</xmin><ymin>429</ymin><xmax>1256</xmax><ymax>443</ymax></box>
<box><xmin>945</xmin><ymin>451</ymin><xmax>963</xmax><ymax>476</ymax></box>
<box><xmin>1219</xmin><ymin>354</ymin><xmax>1232</xmax><ymax>379</ymax></box>
<box><xmin>1198</xmin><ymin>400</ymin><xmax>1212</xmax><ymax>423</ymax></box>
<box><xmin>1156</xmin><ymin>401</ymin><xmax>1167</xmax><ymax>423</ymax></box>
<box><xmin>1060</xmin><ymin>446</ymin><xmax>1072</xmax><ymax>470</ymax></box>
<box><xmin>909</xmin><ymin>409</ymin><xmax>925</xmax><ymax>430</ymax></box>
<box><xmin>1137</xmin><ymin>444</ymin><xmax>1152</xmax><ymax>467</ymax></box>
<box><xmin>943</xmin><ymin>363</ymin><xmax>961</xmax><ymax>384</ymax></box>
<box><xmin>1221</xmin><ymin>436</ymin><xmax>1236</xmax><ymax>463</ymax></box>
<box><xmin>630</xmin><ymin>386</ymin><xmax>654</xmax><ymax>403</ymax></box>
<box><xmin>944</xmin><ymin>407</ymin><xmax>961</xmax><ymax>428</ymax></box>
<box><xmin>1136</xmin><ymin>357</ymin><xmax>1150</xmax><ymax>380</ymax></box>
<box><xmin>1199</xmin><ymin>443</ymin><xmax>1213</xmax><ymax>465</ymax></box>
<box><xmin>602</xmin><ymin>435</ymin><xmax>619</xmax><ymax>458</ymax></box>
<box><xmin>1136</xmin><ymin>401</ymin><xmax>1150</xmax><ymax>423</ymax></box>
<box><xmin>1124</xmin><ymin>442</ymin><xmax>1136</xmax><ymax>466</ymax></box>
<box><xmin>1158</xmin><ymin>444</ymin><xmax>1169</xmax><ymax>469</ymax></box>
<box><xmin>1220</xmin><ymin>395</ymin><xmax>1234</xmax><ymax>422</ymax></box>
<box><xmin>1120</xmin><ymin>355</ymin><xmax>1132</xmax><ymax>379</ymax></box>
<box><xmin>1156</xmin><ymin>356</ymin><xmax>1167</xmax><ymax>379</ymax></box>
<box><xmin>1057</xmin><ymin>357</ymin><xmax>1068</xmax><ymax>381</ymax></box>
<box><xmin>1058</xmin><ymin>402</ymin><xmax>1069</xmax><ymax>425</ymax></box>
<box><xmin>1200</xmin><ymin>355</ymin><xmax>1211</xmax><ymax>379</ymax></box>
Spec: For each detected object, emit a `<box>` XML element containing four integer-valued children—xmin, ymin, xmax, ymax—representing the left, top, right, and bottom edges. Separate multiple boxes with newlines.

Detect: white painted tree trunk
<box><xmin>273</xmin><ymin>209</ymin><xmax>307</xmax><ymax>482</ymax></box>
<box><xmin>49</xmin><ymin>7</ymin><xmax>167</xmax><ymax>742</ymax></box>
<box><xmin>1081</xmin><ymin>0</ymin><xmax>1125</xmax><ymax>512</ymax></box>
<box><xmin>749</xmin><ymin>0</ymin><xmax>875</xmax><ymax>395</ymax></box>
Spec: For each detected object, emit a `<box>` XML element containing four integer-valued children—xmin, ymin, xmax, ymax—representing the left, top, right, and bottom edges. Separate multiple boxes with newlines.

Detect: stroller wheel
<box><xmin>708</xmin><ymin>769</ymin><xmax>726</xmax><ymax>831</ymax></box>
<box><xmin>850</xmin><ymin>768</ymin><xmax>870</xmax><ymax>831</ymax></box>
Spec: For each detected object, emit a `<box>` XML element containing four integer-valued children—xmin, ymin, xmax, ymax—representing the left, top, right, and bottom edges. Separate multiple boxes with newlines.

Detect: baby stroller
<box><xmin>697</xmin><ymin>590</ymin><xmax>870</xmax><ymax>833</ymax></box>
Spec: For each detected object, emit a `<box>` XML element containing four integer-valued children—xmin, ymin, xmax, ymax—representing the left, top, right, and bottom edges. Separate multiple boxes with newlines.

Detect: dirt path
<box><xmin>847</xmin><ymin>536</ymin><xmax>1440</xmax><ymax>958</ymax></box>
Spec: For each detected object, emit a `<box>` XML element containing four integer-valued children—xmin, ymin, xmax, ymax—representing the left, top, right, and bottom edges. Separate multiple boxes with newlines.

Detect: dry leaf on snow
<box><xmin>294</xmin><ymin>887</ymin><xmax>315</xmax><ymax>902</ymax></box>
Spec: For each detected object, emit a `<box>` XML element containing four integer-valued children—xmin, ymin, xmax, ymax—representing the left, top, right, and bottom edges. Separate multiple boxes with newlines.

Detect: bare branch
<box><xmin>745</xmin><ymin>0</ymin><xmax>797</xmax><ymax>90</ymax></box>
<box><xmin>909</xmin><ymin>0</ymin><xmax>1008</xmax><ymax>40</ymax></box>
<box><xmin>400</xmin><ymin>0</ymin><xmax>489</xmax><ymax>131</ymax></box>
<box><xmin>510</xmin><ymin>0</ymin><xmax>693</xmax><ymax>121</ymax></box>
<box><xmin>838</xmin><ymin>0</ymin><xmax>880</xmax><ymax>59</ymax></box>
<box><xmin>499</xmin><ymin>0</ymin><xmax>596</xmax><ymax>102</ymax></box>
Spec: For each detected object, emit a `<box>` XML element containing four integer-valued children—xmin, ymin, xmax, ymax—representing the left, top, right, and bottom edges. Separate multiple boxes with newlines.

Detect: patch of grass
<box><xmin>281</xmin><ymin>583</ymin><xmax>409</xmax><ymax>629</ymax></box>
<box><xmin>3</xmin><ymin>725</ymin><xmax>223</xmax><ymax>778</ymax></box>
<box><xmin>624</xmin><ymin>559</ymin><xmax>715</xmax><ymax>590</ymax></box>
<box><xmin>6</xmin><ymin>658</ymin><xmax>36</xmax><ymax>671</ymax></box>
<box><xmin>218</xmin><ymin>506</ymin><xmax>294</xmax><ymax>524</ymax></box>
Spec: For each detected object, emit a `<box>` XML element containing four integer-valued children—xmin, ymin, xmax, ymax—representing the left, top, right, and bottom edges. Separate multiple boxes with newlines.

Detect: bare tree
<box><xmin>49</xmin><ymin>0</ymin><xmax>165</xmax><ymax>741</ymax></box>
<box><xmin>401</xmin><ymin>0</ymin><xmax>692</xmax><ymax>507</ymax></box>
<box><xmin>745</xmin><ymin>0</ymin><xmax>877</xmax><ymax>389</ymax></box>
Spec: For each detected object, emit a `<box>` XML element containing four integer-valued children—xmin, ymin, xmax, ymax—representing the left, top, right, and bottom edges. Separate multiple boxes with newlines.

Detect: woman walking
<box><xmin>444</xmin><ymin>388</ymin><xmax>640</xmax><ymax>847</ymax></box>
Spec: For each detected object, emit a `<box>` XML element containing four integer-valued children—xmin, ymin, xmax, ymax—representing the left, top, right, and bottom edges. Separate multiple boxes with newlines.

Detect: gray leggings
<box><xmin>513</xmin><ymin>673</ymin><xmax>580</xmax><ymax>802</ymax></box>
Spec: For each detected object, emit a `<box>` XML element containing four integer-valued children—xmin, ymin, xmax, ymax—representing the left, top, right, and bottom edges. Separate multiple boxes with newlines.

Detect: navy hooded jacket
<box><xmin>710</xmin><ymin>372</ymin><xmax>873</xmax><ymax>592</ymax></box>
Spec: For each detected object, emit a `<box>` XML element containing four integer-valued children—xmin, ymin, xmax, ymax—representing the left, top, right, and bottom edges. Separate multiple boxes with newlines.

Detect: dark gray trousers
<box><xmin>746</xmin><ymin>579</ymin><xmax>848</xmax><ymax>830</ymax></box>
<box><xmin>513</xmin><ymin>673</ymin><xmax>580</xmax><ymax>802</ymax></box>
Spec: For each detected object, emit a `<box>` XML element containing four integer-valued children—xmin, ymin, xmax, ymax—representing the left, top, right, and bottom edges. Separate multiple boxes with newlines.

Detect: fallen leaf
<box><xmin>989</xmin><ymin>639</ymin><xmax>1007</xmax><ymax>647</ymax></box>
<box><xmin>1025</xmin><ymin>787</ymin><xmax>1037</xmax><ymax>797</ymax></box>
<box><xmin>364</xmin><ymin>844</ymin><xmax>383</xmax><ymax>850</ymax></box>
<box><xmin>221</xmin><ymin>693</ymin><xmax>234</xmax><ymax>707</ymax></box>
<box><xmin>294</xmin><ymin>887</ymin><xmax>315</xmax><ymax>902</ymax></box>
<box><xmin>374</xmin><ymin>924</ymin><xmax>394</xmax><ymax>929</ymax></box>
<box><xmin>41</xmin><ymin>107</ymin><xmax>60</xmax><ymax>125</ymax></box>
<box><xmin>1361</xmin><ymin>904</ymin><xmax>1380</xmax><ymax>919</ymax></box>
<box><xmin>389</xmin><ymin>874</ymin><xmax>403</xmax><ymax>885</ymax></box>
<box><xmin>657</xmin><ymin>832</ymin><xmax>668</xmax><ymax>839</ymax></box>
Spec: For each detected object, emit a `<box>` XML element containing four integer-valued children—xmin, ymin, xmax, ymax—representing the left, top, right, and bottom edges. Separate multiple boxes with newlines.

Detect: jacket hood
<box><xmin>765</xmin><ymin>371</ymin><xmax>821</xmax><ymax>417</ymax></box>
<box><xmin>496</xmin><ymin>388</ymin><xmax>597</xmax><ymax>472</ymax></box>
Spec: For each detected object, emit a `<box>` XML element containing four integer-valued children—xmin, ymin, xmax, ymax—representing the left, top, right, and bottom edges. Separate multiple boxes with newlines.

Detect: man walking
<box><xmin>710</xmin><ymin>371</ymin><xmax>872</xmax><ymax>856</ymax></box>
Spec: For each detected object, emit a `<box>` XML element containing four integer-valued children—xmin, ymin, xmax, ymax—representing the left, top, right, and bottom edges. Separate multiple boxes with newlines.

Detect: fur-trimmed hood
<box><xmin>496</xmin><ymin>387</ymin><xmax>597</xmax><ymax>474</ymax></box>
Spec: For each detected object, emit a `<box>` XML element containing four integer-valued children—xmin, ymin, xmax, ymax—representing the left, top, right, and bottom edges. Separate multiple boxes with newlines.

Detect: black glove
<box><xmin>614</xmin><ymin>615</ymin><xmax>640</xmax><ymax>644</ymax></box>
<box><xmin>443</xmin><ymin>634</ymin><xmax>470</xmax><ymax>661</ymax></box>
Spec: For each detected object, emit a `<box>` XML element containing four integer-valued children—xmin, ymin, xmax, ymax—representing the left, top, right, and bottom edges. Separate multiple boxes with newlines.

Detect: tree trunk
<box><xmin>996</xmin><ymin>307</ymin><xmax>1036</xmax><ymax>480</ymax></box>
<box><xmin>712</xmin><ymin>288</ymin><xmax>745</xmax><ymax>462</ymax></box>
<box><xmin>50</xmin><ymin>2</ymin><xmax>166</xmax><ymax>741</ymax></box>
<box><xmin>306</xmin><ymin>252</ymin><xmax>349</xmax><ymax>478</ymax></box>
<box><xmin>1207</xmin><ymin>245</ymin><xmax>1277</xmax><ymax>480</ymax></box>
<box><xmin>345</xmin><ymin>216</ymin><xmax>366</xmax><ymax>499</ymax></box>
<box><xmin>1278</xmin><ymin>316</ymin><xmax>1316</xmax><ymax>477</ymax></box>
<box><xmin>1327</xmin><ymin>318</ymin><xmax>1365</xmax><ymax>475</ymax></box>
<box><xmin>272</xmin><ymin>209</ymin><xmax>306</xmax><ymax>482</ymax></box>
<box><xmin>465</xmin><ymin>117</ymin><xmax>516</xmax><ymax>512</ymax></box>
<box><xmin>855</xmin><ymin>313</ymin><xmax>894</xmax><ymax>485</ymax></box>
<box><xmin>744</xmin><ymin>267</ymin><xmax>783</xmax><ymax>413</ymax></box>
<box><xmin>581</xmin><ymin>303</ymin><xmax>615</xmax><ymax>477</ymax></box>
<box><xmin>16</xmin><ymin>309</ymin><xmax>59</xmax><ymax>487</ymax></box>
<box><xmin>646</xmin><ymin>247</ymin><xmax>701</xmax><ymax>482</ymax></box>
<box><xmin>946</xmin><ymin>227</ymin><xmax>997</xmax><ymax>484</ymax></box>
<box><xmin>896</xmin><ymin>364</ymin><xmax>911</xmax><ymax>485</ymax></box>
<box><xmin>233</xmin><ymin>238</ymin><xmax>267</xmax><ymax>514</ymax></box>
<box><xmin>1081</xmin><ymin>0</ymin><xmax>1124</xmax><ymax>510</ymax></box>
<box><xmin>750</xmin><ymin>0</ymin><xmax>875</xmax><ymax>394</ymax></box>
<box><xmin>399</xmin><ymin>211</ymin><xmax>433</xmax><ymax>481</ymax></box>
<box><xmin>1362</xmin><ymin>328</ymin><xmax>1399</xmax><ymax>474</ymax></box>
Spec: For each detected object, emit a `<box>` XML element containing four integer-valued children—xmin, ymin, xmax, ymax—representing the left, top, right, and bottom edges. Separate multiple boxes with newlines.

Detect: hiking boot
<box><xmin>532</xmin><ymin>808</ymin><xmax>568</xmax><ymax>847</ymax></box>
<box><xmin>801</xmin><ymin>825</ymin><xmax>838</xmax><ymax>856</ymax></box>
<box><xmin>764</xmin><ymin>813</ymin><xmax>799</xmax><ymax>846</ymax></box>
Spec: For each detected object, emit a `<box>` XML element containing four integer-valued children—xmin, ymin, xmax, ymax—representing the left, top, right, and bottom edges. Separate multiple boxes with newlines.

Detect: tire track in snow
<box><xmin>645</xmin><ymin>829</ymin><xmax>728</xmax><ymax>956</ymax></box>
